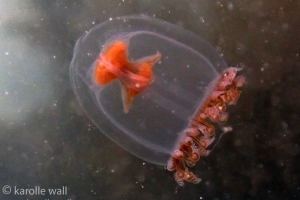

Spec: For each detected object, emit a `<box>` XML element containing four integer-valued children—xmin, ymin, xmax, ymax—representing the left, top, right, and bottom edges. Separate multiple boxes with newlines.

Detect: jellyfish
<box><xmin>70</xmin><ymin>14</ymin><xmax>244</xmax><ymax>186</ymax></box>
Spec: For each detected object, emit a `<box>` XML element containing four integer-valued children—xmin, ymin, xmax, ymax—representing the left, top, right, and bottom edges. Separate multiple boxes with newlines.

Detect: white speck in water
<box><xmin>228</xmin><ymin>3</ymin><xmax>234</xmax><ymax>10</ymax></box>
<box><xmin>282</xmin><ymin>23</ymin><xmax>289</xmax><ymax>30</ymax></box>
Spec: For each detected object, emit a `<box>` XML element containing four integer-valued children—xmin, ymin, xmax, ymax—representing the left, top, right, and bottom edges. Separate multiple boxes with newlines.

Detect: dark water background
<box><xmin>1</xmin><ymin>0</ymin><xmax>299</xmax><ymax>199</ymax></box>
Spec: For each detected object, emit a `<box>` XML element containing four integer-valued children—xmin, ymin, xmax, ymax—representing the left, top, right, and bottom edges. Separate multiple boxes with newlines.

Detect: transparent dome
<box><xmin>69</xmin><ymin>14</ymin><xmax>229</xmax><ymax>166</ymax></box>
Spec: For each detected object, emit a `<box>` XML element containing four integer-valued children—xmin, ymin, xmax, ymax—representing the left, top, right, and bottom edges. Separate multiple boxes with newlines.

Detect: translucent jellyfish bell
<box><xmin>70</xmin><ymin>14</ymin><xmax>244</xmax><ymax>186</ymax></box>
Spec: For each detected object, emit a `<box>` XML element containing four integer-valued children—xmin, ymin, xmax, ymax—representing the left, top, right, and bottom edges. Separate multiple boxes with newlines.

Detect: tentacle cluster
<box><xmin>167</xmin><ymin>67</ymin><xmax>245</xmax><ymax>186</ymax></box>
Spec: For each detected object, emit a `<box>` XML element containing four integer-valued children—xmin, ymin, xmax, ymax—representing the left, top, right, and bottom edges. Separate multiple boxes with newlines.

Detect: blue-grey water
<box><xmin>0</xmin><ymin>0</ymin><xmax>299</xmax><ymax>199</ymax></box>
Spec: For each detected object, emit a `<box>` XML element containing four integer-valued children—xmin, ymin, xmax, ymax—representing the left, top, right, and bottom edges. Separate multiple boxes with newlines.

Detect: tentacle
<box><xmin>167</xmin><ymin>67</ymin><xmax>244</xmax><ymax>186</ymax></box>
